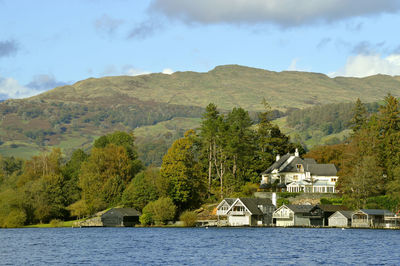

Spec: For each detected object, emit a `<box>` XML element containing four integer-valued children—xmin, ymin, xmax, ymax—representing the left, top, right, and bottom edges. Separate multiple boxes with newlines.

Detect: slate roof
<box><xmin>303</xmin><ymin>158</ymin><xmax>317</xmax><ymax>164</ymax></box>
<box><xmin>262</xmin><ymin>152</ymin><xmax>337</xmax><ymax>176</ymax></box>
<box><xmin>237</xmin><ymin>198</ymin><xmax>273</xmax><ymax>215</ymax></box>
<box><xmin>102</xmin><ymin>208</ymin><xmax>141</xmax><ymax>218</ymax></box>
<box><xmin>217</xmin><ymin>198</ymin><xmax>236</xmax><ymax>209</ymax></box>
<box><xmin>336</xmin><ymin>211</ymin><xmax>354</xmax><ymax>219</ymax></box>
<box><xmin>359</xmin><ymin>209</ymin><xmax>394</xmax><ymax>216</ymax></box>
<box><xmin>307</xmin><ymin>164</ymin><xmax>337</xmax><ymax>176</ymax></box>
<box><xmin>285</xmin><ymin>204</ymin><xmax>314</xmax><ymax>214</ymax></box>
<box><xmin>262</xmin><ymin>154</ymin><xmax>291</xmax><ymax>174</ymax></box>
<box><xmin>314</xmin><ymin>205</ymin><xmax>349</xmax><ymax>213</ymax></box>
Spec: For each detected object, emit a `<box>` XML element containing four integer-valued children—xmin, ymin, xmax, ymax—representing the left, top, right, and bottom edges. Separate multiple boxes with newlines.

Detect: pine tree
<box><xmin>350</xmin><ymin>98</ymin><xmax>367</xmax><ymax>133</ymax></box>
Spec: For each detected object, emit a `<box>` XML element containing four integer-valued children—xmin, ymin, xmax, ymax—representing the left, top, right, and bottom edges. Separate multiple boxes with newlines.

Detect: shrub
<box><xmin>179</xmin><ymin>211</ymin><xmax>198</xmax><ymax>227</ymax></box>
<box><xmin>277</xmin><ymin>192</ymin><xmax>300</xmax><ymax>198</ymax></box>
<box><xmin>142</xmin><ymin>197</ymin><xmax>176</xmax><ymax>225</ymax></box>
<box><xmin>50</xmin><ymin>219</ymin><xmax>63</xmax><ymax>228</ymax></box>
<box><xmin>277</xmin><ymin>198</ymin><xmax>290</xmax><ymax>207</ymax></box>
<box><xmin>320</xmin><ymin>198</ymin><xmax>332</xmax><ymax>204</ymax></box>
<box><xmin>3</xmin><ymin>210</ymin><xmax>26</xmax><ymax>228</ymax></box>
<box><xmin>139</xmin><ymin>213</ymin><xmax>153</xmax><ymax>226</ymax></box>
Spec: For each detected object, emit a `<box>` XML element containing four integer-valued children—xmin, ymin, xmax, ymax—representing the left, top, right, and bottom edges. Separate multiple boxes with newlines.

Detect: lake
<box><xmin>1</xmin><ymin>227</ymin><xmax>399</xmax><ymax>265</ymax></box>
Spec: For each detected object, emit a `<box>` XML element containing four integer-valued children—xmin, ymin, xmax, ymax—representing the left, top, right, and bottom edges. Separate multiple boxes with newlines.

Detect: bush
<box><xmin>3</xmin><ymin>210</ymin><xmax>26</xmax><ymax>228</ymax></box>
<box><xmin>50</xmin><ymin>219</ymin><xmax>63</xmax><ymax>228</ymax></box>
<box><xmin>277</xmin><ymin>192</ymin><xmax>300</xmax><ymax>198</ymax></box>
<box><xmin>277</xmin><ymin>198</ymin><xmax>290</xmax><ymax>207</ymax></box>
<box><xmin>142</xmin><ymin>197</ymin><xmax>176</xmax><ymax>225</ymax></box>
<box><xmin>139</xmin><ymin>213</ymin><xmax>153</xmax><ymax>226</ymax></box>
<box><xmin>320</xmin><ymin>198</ymin><xmax>332</xmax><ymax>204</ymax></box>
<box><xmin>366</xmin><ymin>195</ymin><xmax>399</xmax><ymax>211</ymax></box>
<box><xmin>321</xmin><ymin>197</ymin><xmax>343</xmax><ymax>205</ymax></box>
<box><xmin>179</xmin><ymin>211</ymin><xmax>198</xmax><ymax>227</ymax></box>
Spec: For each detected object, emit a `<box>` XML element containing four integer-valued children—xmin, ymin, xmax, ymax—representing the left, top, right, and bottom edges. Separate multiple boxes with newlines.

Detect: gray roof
<box><xmin>238</xmin><ymin>198</ymin><xmax>273</xmax><ymax>215</ymax></box>
<box><xmin>262</xmin><ymin>153</ymin><xmax>337</xmax><ymax>176</ymax></box>
<box><xmin>307</xmin><ymin>164</ymin><xmax>337</xmax><ymax>176</ymax></box>
<box><xmin>217</xmin><ymin>198</ymin><xmax>236</xmax><ymax>209</ymax></box>
<box><xmin>102</xmin><ymin>208</ymin><xmax>141</xmax><ymax>218</ymax></box>
<box><xmin>262</xmin><ymin>154</ymin><xmax>291</xmax><ymax>174</ymax></box>
<box><xmin>224</xmin><ymin>198</ymin><xmax>236</xmax><ymax>206</ymax></box>
<box><xmin>359</xmin><ymin>209</ymin><xmax>394</xmax><ymax>216</ymax></box>
<box><xmin>286</xmin><ymin>204</ymin><xmax>313</xmax><ymax>214</ymax></box>
<box><xmin>312</xmin><ymin>205</ymin><xmax>349</xmax><ymax>213</ymax></box>
<box><xmin>337</xmin><ymin>211</ymin><xmax>354</xmax><ymax>219</ymax></box>
<box><xmin>303</xmin><ymin>158</ymin><xmax>317</xmax><ymax>164</ymax></box>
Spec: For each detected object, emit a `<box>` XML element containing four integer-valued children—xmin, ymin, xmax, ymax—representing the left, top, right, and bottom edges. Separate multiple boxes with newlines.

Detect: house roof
<box><xmin>262</xmin><ymin>154</ymin><xmax>291</xmax><ymax>174</ymax></box>
<box><xmin>285</xmin><ymin>204</ymin><xmax>314</xmax><ymax>214</ymax></box>
<box><xmin>102</xmin><ymin>208</ymin><xmax>141</xmax><ymax>217</ymax></box>
<box><xmin>230</xmin><ymin>198</ymin><xmax>273</xmax><ymax>215</ymax></box>
<box><xmin>216</xmin><ymin>198</ymin><xmax>236</xmax><ymax>209</ymax></box>
<box><xmin>262</xmin><ymin>153</ymin><xmax>337</xmax><ymax>176</ymax></box>
<box><xmin>359</xmin><ymin>209</ymin><xmax>394</xmax><ymax>216</ymax></box>
<box><xmin>337</xmin><ymin>211</ymin><xmax>354</xmax><ymax>219</ymax></box>
<box><xmin>307</xmin><ymin>164</ymin><xmax>337</xmax><ymax>176</ymax></box>
<box><xmin>314</xmin><ymin>205</ymin><xmax>349</xmax><ymax>213</ymax></box>
<box><xmin>304</xmin><ymin>158</ymin><xmax>317</xmax><ymax>164</ymax></box>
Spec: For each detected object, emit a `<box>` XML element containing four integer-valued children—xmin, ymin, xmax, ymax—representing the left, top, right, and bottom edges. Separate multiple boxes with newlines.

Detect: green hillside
<box><xmin>0</xmin><ymin>64</ymin><xmax>399</xmax><ymax>163</ymax></box>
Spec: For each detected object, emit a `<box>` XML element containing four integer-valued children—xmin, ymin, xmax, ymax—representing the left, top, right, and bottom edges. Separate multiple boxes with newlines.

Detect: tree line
<box><xmin>305</xmin><ymin>95</ymin><xmax>400</xmax><ymax>210</ymax></box>
<box><xmin>0</xmin><ymin>102</ymin><xmax>298</xmax><ymax>227</ymax></box>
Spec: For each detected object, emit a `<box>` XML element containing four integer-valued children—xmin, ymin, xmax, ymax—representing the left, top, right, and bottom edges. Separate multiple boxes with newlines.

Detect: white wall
<box><xmin>228</xmin><ymin>215</ymin><xmax>250</xmax><ymax>226</ymax></box>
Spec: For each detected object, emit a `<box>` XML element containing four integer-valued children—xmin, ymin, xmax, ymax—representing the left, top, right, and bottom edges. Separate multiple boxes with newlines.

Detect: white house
<box><xmin>223</xmin><ymin>198</ymin><xmax>275</xmax><ymax>226</ymax></box>
<box><xmin>272</xmin><ymin>204</ymin><xmax>314</xmax><ymax>227</ymax></box>
<box><xmin>260</xmin><ymin>149</ymin><xmax>338</xmax><ymax>193</ymax></box>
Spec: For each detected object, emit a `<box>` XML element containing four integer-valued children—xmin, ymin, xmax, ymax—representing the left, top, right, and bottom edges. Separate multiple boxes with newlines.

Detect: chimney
<box><xmin>272</xmin><ymin>192</ymin><xmax>277</xmax><ymax>207</ymax></box>
<box><xmin>295</xmin><ymin>148</ymin><xmax>299</xmax><ymax>157</ymax></box>
<box><xmin>276</xmin><ymin>154</ymin><xmax>280</xmax><ymax>161</ymax></box>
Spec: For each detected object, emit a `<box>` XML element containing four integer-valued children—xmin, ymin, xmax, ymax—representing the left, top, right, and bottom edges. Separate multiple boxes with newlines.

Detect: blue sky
<box><xmin>1</xmin><ymin>0</ymin><xmax>400</xmax><ymax>99</ymax></box>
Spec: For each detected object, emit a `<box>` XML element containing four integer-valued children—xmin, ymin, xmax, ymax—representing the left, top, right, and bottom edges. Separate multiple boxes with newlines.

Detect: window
<box><xmin>331</xmin><ymin>178</ymin><xmax>337</xmax><ymax>182</ymax></box>
<box><xmin>296</xmin><ymin>164</ymin><xmax>302</xmax><ymax>172</ymax></box>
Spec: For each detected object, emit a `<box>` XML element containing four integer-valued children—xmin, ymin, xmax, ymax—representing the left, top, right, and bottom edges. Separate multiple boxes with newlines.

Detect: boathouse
<box><xmin>273</xmin><ymin>204</ymin><xmax>314</xmax><ymax>227</ymax></box>
<box><xmin>328</xmin><ymin>211</ymin><xmax>353</xmax><ymax>227</ymax></box>
<box><xmin>101</xmin><ymin>208</ymin><xmax>141</xmax><ymax>227</ymax></box>
<box><xmin>225</xmin><ymin>198</ymin><xmax>275</xmax><ymax>226</ymax></box>
<box><xmin>351</xmin><ymin>209</ymin><xmax>393</xmax><ymax>228</ymax></box>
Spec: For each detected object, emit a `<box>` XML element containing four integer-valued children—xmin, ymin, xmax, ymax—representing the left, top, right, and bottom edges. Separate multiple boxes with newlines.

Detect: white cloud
<box><xmin>287</xmin><ymin>58</ymin><xmax>299</xmax><ymax>71</ymax></box>
<box><xmin>125</xmin><ymin>68</ymin><xmax>151</xmax><ymax>76</ymax></box>
<box><xmin>149</xmin><ymin>0</ymin><xmax>400</xmax><ymax>27</ymax></box>
<box><xmin>330</xmin><ymin>54</ymin><xmax>400</xmax><ymax>77</ymax></box>
<box><xmin>162</xmin><ymin>68</ymin><xmax>174</xmax><ymax>75</ymax></box>
<box><xmin>0</xmin><ymin>77</ymin><xmax>40</xmax><ymax>100</ymax></box>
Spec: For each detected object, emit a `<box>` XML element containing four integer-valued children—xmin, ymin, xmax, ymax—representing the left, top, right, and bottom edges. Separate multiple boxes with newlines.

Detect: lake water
<box><xmin>1</xmin><ymin>227</ymin><xmax>399</xmax><ymax>265</ymax></box>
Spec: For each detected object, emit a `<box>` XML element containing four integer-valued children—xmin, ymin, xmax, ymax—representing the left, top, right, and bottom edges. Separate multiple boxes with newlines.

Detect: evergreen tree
<box><xmin>350</xmin><ymin>98</ymin><xmax>367</xmax><ymax>133</ymax></box>
<box><xmin>199</xmin><ymin>103</ymin><xmax>221</xmax><ymax>193</ymax></box>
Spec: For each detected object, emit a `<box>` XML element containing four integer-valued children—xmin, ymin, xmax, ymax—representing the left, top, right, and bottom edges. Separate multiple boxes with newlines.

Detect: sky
<box><xmin>1</xmin><ymin>0</ymin><xmax>400</xmax><ymax>100</ymax></box>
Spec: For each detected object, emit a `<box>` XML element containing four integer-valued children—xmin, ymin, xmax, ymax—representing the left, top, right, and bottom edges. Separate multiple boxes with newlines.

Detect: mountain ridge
<box><xmin>1</xmin><ymin>64</ymin><xmax>400</xmax><ymax>163</ymax></box>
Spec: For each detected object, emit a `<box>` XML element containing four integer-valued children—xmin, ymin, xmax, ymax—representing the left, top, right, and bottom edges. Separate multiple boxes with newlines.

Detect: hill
<box><xmin>1</xmin><ymin>64</ymin><xmax>399</xmax><ymax>164</ymax></box>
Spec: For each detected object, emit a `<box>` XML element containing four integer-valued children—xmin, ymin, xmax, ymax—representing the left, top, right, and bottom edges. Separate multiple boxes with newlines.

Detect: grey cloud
<box><xmin>25</xmin><ymin>74</ymin><xmax>67</xmax><ymax>91</ymax></box>
<box><xmin>128</xmin><ymin>20</ymin><xmax>163</xmax><ymax>40</ymax></box>
<box><xmin>317</xmin><ymin>38</ymin><xmax>332</xmax><ymax>49</ymax></box>
<box><xmin>0</xmin><ymin>40</ymin><xmax>19</xmax><ymax>58</ymax></box>
<box><xmin>352</xmin><ymin>41</ymin><xmax>386</xmax><ymax>55</ymax></box>
<box><xmin>95</xmin><ymin>14</ymin><xmax>124</xmax><ymax>36</ymax></box>
<box><xmin>393</xmin><ymin>45</ymin><xmax>400</xmax><ymax>54</ymax></box>
<box><xmin>148</xmin><ymin>0</ymin><xmax>400</xmax><ymax>27</ymax></box>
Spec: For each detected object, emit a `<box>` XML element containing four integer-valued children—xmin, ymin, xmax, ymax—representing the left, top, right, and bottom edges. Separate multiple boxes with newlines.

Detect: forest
<box><xmin>1</xmin><ymin>96</ymin><xmax>400</xmax><ymax>227</ymax></box>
